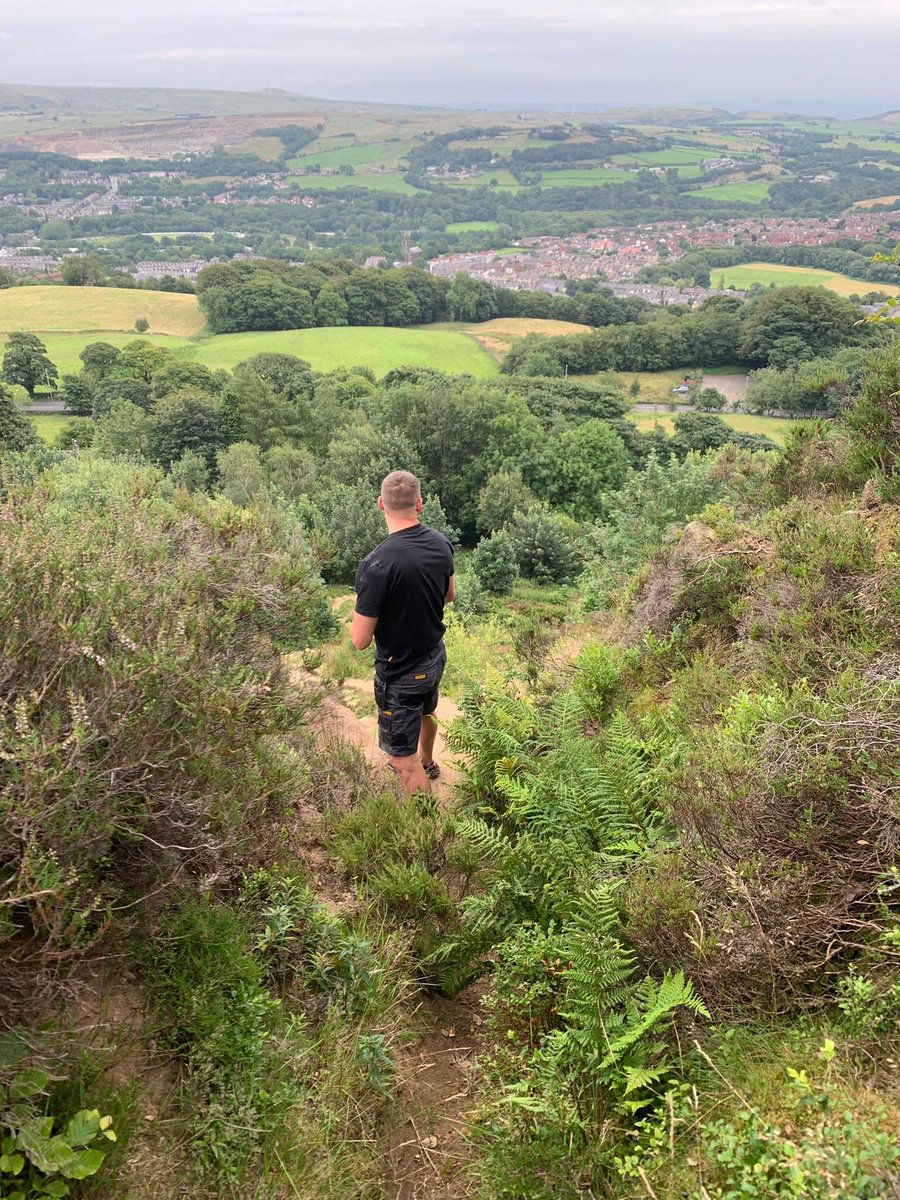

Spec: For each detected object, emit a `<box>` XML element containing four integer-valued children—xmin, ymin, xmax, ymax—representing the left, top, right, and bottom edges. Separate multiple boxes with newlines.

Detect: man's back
<box><xmin>355</xmin><ymin>523</ymin><xmax>453</xmax><ymax>677</ymax></box>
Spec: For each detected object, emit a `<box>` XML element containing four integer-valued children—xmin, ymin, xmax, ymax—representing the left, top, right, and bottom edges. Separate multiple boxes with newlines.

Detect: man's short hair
<box><xmin>381</xmin><ymin>470</ymin><xmax>421</xmax><ymax>512</ymax></box>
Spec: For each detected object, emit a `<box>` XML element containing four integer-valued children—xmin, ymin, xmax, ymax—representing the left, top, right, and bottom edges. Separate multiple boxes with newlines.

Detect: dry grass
<box><xmin>0</xmin><ymin>286</ymin><xmax>206</xmax><ymax>336</ymax></box>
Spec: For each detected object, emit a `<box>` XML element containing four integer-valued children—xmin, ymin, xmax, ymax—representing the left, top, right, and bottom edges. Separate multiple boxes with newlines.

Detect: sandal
<box><xmin>422</xmin><ymin>761</ymin><xmax>440</xmax><ymax>781</ymax></box>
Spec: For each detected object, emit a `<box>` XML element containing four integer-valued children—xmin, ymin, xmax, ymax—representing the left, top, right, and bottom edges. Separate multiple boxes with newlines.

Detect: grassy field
<box><xmin>28</xmin><ymin>413</ymin><xmax>69</xmax><ymax>442</ymax></box>
<box><xmin>287</xmin><ymin>172</ymin><xmax>419</xmax><ymax>194</ymax></box>
<box><xmin>188</xmin><ymin>326</ymin><xmax>499</xmax><ymax>376</ymax></box>
<box><xmin>443</xmin><ymin>169</ymin><xmax>522</xmax><ymax>192</ymax></box>
<box><xmin>686</xmin><ymin>180</ymin><xmax>771</xmax><ymax>203</ymax></box>
<box><xmin>288</xmin><ymin>139</ymin><xmax>416</xmax><ymax>170</ymax></box>
<box><xmin>445</xmin><ymin>220</ymin><xmax>500</xmax><ymax>233</ymax></box>
<box><xmin>224</xmin><ymin>135</ymin><xmax>285</xmax><ymax>161</ymax></box>
<box><xmin>713</xmin><ymin>262</ymin><xmax>890</xmax><ymax>297</ymax></box>
<box><xmin>627</xmin><ymin>409</ymin><xmax>791</xmax><ymax>444</ymax></box>
<box><xmin>601</xmin><ymin>368</ymin><xmax>704</xmax><ymax>404</ymax></box>
<box><xmin>0</xmin><ymin>287</ymin><xmax>206</xmax><ymax>336</ymax></box>
<box><xmin>538</xmin><ymin>167</ymin><xmax>635</xmax><ymax>187</ymax></box>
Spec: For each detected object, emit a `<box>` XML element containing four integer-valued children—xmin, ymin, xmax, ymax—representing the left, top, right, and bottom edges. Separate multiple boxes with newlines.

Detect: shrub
<box><xmin>471</xmin><ymin>530</ymin><xmax>520</xmax><ymax>594</ymax></box>
<box><xmin>0</xmin><ymin>458</ymin><xmax>331</xmax><ymax>960</ymax></box>
<box><xmin>506</xmin><ymin>506</ymin><xmax>579</xmax><ymax>583</ymax></box>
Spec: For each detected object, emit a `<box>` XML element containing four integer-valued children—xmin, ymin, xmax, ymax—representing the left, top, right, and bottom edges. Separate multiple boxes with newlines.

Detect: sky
<box><xmin>0</xmin><ymin>0</ymin><xmax>896</xmax><ymax>116</ymax></box>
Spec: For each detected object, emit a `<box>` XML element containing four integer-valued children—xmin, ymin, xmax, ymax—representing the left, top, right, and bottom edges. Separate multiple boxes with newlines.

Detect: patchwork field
<box><xmin>686</xmin><ymin>181</ymin><xmax>771</xmax><ymax>203</ymax></box>
<box><xmin>713</xmin><ymin>262</ymin><xmax>890</xmax><ymax>297</ymax></box>
<box><xmin>0</xmin><ymin>287</ymin><xmax>206</xmax><ymax>336</ymax></box>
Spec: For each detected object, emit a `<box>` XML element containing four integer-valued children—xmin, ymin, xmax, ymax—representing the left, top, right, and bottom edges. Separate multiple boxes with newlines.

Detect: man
<box><xmin>350</xmin><ymin>470</ymin><xmax>455</xmax><ymax>795</ymax></box>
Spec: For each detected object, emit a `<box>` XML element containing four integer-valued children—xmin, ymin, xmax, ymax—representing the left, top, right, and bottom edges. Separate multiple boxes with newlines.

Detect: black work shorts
<box><xmin>374</xmin><ymin>642</ymin><xmax>447</xmax><ymax>758</ymax></box>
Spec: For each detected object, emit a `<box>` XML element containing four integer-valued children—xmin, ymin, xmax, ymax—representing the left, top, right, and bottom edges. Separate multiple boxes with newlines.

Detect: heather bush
<box><xmin>0</xmin><ymin>457</ymin><xmax>331</xmax><ymax>959</ymax></box>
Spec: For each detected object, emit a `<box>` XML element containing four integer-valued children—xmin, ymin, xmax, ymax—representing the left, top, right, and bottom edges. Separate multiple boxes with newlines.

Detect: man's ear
<box><xmin>378</xmin><ymin>496</ymin><xmax>385</xmax><ymax>512</ymax></box>
<box><xmin>416</xmin><ymin>497</ymin><xmax>424</xmax><ymax>513</ymax></box>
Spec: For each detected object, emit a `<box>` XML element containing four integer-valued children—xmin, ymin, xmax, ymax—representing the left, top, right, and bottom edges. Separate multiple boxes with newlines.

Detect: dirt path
<box><xmin>290</xmin><ymin>597</ymin><xmax>486</xmax><ymax>1197</ymax></box>
<box><xmin>385</xmin><ymin>990</ymin><xmax>485</xmax><ymax>1200</ymax></box>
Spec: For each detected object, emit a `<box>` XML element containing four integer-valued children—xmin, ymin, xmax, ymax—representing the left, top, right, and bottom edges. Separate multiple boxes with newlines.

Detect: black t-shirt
<box><xmin>355</xmin><ymin>523</ymin><xmax>454</xmax><ymax>678</ymax></box>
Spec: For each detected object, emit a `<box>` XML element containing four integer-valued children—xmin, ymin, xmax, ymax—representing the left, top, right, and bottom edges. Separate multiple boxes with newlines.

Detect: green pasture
<box><xmin>445</xmin><ymin>220</ymin><xmax>500</xmax><ymax>233</ymax></box>
<box><xmin>188</xmin><ymin>326</ymin><xmax>499</xmax><ymax>377</ymax></box>
<box><xmin>686</xmin><ymin>180</ymin><xmax>771</xmax><ymax>203</ymax></box>
<box><xmin>28</xmin><ymin>413</ymin><xmax>69</xmax><ymax>443</ymax></box>
<box><xmin>288</xmin><ymin>138</ymin><xmax>416</xmax><ymax>171</ymax></box>
<box><xmin>538</xmin><ymin>167</ymin><xmax>635</xmax><ymax>187</ymax></box>
<box><xmin>613</xmin><ymin>146</ymin><xmax>707</xmax><ymax>166</ymax></box>
<box><xmin>287</xmin><ymin>172</ymin><xmax>420</xmax><ymax>194</ymax></box>
<box><xmin>712</xmin><ymin>262</ymin><xmax>887</xmax><ymax>298</ymax></box>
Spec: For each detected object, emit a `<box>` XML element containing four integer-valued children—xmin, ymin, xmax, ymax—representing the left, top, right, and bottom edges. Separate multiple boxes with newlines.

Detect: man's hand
<box><xmin>350</xmin><ymin>611</ymin><xmax>378</xmax><ymax>650</ymax></box>
<box><xmin>445</xmin><ymin>574</ymin><xmax>457</xmax><ymax>604</ymax></box>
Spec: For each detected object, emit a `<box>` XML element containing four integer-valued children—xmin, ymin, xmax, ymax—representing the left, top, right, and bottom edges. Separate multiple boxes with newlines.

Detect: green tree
<box><xmin>168</xmin><ymin>449</ymin><xmax>210</xmax><ymax>492</ymax></box>
<box><xmin>59</xmin><ymin>373</ymin><xmax>95</xmax><ymax>416</ymax></box>
<box><xmin>79</xmin><ymin>341</ymin><xmax>121</xmax><ymax>380</ymax></box>
<box><xmin>53</xmin><ymin>416</ymin><xmax>95</xmax><ymax>450</ymax></box>
<box><xmin>0</xmin><ymin>383</ymin><xmax>37</xmax><ymax>451</ymax></box>
<box><xmin>241</xmin><ymin>353</ymin><xmax>314</xmax><ymax>404</ymax></box>
<box><xmin>518</xmin><ymin>350</ymin><xmax>564</xmax><ymax>377</ymax></box>
<box><xmin>476</xmin><ymin>468</ymin><xmax>536</xmax><ymax>533</ymax></box>
<box><xmin>315</xmin><ymin>283</ymin><xmax>350</xmax><ymax>327</ymax></box>
<box><xmin>696</xmin><ymin>387</ymin><xmax>727</xmax><ymax>411</ymax></box>
<box><xmin>148</xmin><ymin>389</ymin><xmax>229</xmax><ymax>472</ymax></box>
<box><xmin>263</xmin><ymin>444</ymin><xmax>317</xmax><ymax>500</ymax></box>
<box><xmin>1</xmin><ymin>332</ymin><xmax>58</xmax><ymax>398</ymax></box>
<box><xmin>151</xmin><ymin>360</ymin><xmax>222</xmax><ymax>399</ymax></box>
<box><xmin>217</xmin><ymin>441</ymin><xmax>267</xmax><ymax>506</ymax></box>
<box><xmin>447</xmin><ymin>272</ymin><xmax>498</xmax><ymax>322</ymax></box>
<box><xmin>315</xmin><ymin>481</ymin><xmax>387</xmax><ymax>584</ymax></box>
<box><xmin>222</xmin><ymin>366</ymin><xmax>311</xmax><ymax>449</ymax></box>
<box><xmin>61</xmin><ymin>253</ymin><xmax>105</xmax><ymax>286</ymax></box>
<box><xmin>93</xmin><ymin>399</ymin><xmax>152</xmax><ymax>459</ymax></box>
<box><xmin>134</xmin><ymin>316</ymin><xmax>150</xmax><ymax>334</ymax></box>
<box><xmin>739</xmin><ymin>286</ymin><xmax>866</xmax><ymax>366</ymax></box>
<box><xmin>93</xmin><ymin>378</ymin><xmax>153</xmax><ymax>418</ymax></box>
<box><xmin>539</xmin><ymin>419</ymin><xmax>629</xmax><ymax>520</ymax></box>
<box><xmin>115</xmin><ymin>339</ymin><xmax>173</xmax><ymax>384</ymax></box>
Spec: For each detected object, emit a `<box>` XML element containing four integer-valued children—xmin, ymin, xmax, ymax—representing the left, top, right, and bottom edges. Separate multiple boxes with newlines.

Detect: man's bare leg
<box><xmin>418</xmin><ymin>712</ymin><xmax>438</xmax><ymax>770</ymax></box>
<box><xmin>388</xmin><ymin>753</ymin><xmax>432</xmax><ymax>796</ymax></box>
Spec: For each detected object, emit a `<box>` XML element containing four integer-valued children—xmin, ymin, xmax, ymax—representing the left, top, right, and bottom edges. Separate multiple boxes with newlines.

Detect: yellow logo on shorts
<box><xmin>415</xmin><ymin>673</ymin><xmax>426</xmax><ymax>680</ymax></box>
<box><xmin>383</xmin><ymin>710</ymin><xmax>393</xmax><ymax>716</ymax></box>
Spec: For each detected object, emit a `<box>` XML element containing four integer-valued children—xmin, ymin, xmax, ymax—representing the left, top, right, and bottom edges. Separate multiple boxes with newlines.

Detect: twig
<box><xmin>274</xmin><ymin>1147</ymin><xmax>302</xmax><ymax>1199</ymax></box>
<box><xmin>409</xmin><ymin>1114</ymin><xmax>439</xmax><ymax>1177</ymax></box>
<box><xmin>693</xmin><ymin>1040</ymin><xmax>754</xmax><ymax>1113</ymax></box>
<box><xmin>637</xmin><ymin>1165</ymin><xmax>660</xmax><ymax>1199</ymax></box>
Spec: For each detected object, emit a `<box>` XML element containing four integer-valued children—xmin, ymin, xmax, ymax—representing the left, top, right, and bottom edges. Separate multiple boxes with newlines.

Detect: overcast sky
<box><xmin>0</xmin><ymin>0</ymin><xmax>896</xmax><ymax>116</ymax></box>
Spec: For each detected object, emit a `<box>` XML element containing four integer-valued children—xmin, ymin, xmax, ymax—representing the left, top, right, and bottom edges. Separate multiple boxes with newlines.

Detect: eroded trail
<box><xmin>286</xmin><ymin>612</ymin><xmax>483</xmax><ymax>1200</ymax></box>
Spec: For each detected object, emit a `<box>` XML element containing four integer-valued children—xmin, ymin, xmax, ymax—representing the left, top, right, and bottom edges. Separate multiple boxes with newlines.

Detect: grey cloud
<box><xmin>0</xmin><ymin>0</ymin><xmax>895</xmax><ymax>113</ymax></box>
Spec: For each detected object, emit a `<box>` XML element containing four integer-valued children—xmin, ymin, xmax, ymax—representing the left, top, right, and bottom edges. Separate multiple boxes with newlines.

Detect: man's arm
<box><xmin>445</xmin><ymin>574</ymin><xmax>456</xmax><ymax>604</ymax></box>
<box><xmin>350</xmin><ymin>611</ymin><xmax>378</xmax><ymax>650</ymax></box>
